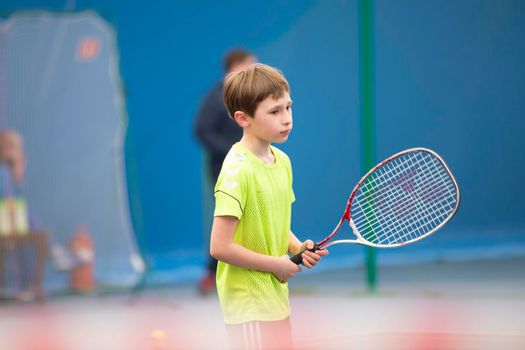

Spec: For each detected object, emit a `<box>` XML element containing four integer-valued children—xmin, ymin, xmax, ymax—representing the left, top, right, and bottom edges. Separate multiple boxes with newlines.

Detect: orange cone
<box><xmin>69</xmin><ymin>227</ymin><xmax>94</xmax><ymax>292</ymax></box>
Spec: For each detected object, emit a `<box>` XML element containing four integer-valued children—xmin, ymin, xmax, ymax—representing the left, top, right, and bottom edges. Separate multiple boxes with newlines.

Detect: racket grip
<box><xmin>290</xmin><ymin>243</ymin><xmax>321</xmax><ymax>265</ymax></box>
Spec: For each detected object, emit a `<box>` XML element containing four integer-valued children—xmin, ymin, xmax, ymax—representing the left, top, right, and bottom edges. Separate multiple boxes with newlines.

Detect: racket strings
<box><xmin>351</xmin><ymin>151</ymin><xmax>458</xmax><ymax>246</ymax></box>
<box><xmin>370</xmin><ymin>155</ymin><xmax>456</xmax><ymax>244</ymax></box>
<box><xmin>361</xmin><ymin>158</ymin><xmax>454</xmax><ymax>240</ymax></box>
<box><xmin>352</xmin><ymin>159</ymin><xmax>450</xmax><ymax>223</ymax></box>
<box><xmin>363</xmin><ymin>154</ymin><xmax>456</xmax><ymax>244</ymax></box>
<box><xmin>352</xmin><ymin>154</ymin><xmax>451</xmax><ymax>228</ymax></box>
<box><xmin>357</xmin><ymin>178</ymin><xmax>433</xmax><ymax>243</ymax></box>
<box><xmin>360</xmin><ymin>153</ymin><xmax>455</xmax><ymax>244</ymax></box>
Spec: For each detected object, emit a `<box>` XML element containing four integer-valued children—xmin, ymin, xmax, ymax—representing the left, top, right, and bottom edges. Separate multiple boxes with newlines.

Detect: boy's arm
<box><xmin>288</xmin><ymin>231</ymin><xmax>303</xmax><ymax>255</ymax></box>
<box><xmin>210</xmin><ymin>216</ymin><xmax>301</xmax><ymax>282</ymax></box>
<box><xmin>288</xmin><ymin>231</ymin><xmax>329</xmax><ymax>269</ymax></box>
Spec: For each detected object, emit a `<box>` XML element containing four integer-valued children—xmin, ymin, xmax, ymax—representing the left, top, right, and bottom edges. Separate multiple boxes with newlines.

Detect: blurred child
<box><xmin>0</xmin><ymin>130</ymin><xmax>45</xmax><ymax>301</ymax></box>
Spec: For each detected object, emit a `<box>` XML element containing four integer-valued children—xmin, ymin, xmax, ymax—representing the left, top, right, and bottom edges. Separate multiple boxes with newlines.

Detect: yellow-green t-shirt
<box><xmin>214</xmin><ymin>142</ymin><xmax>295</xmax><ymax>324</ymax></box>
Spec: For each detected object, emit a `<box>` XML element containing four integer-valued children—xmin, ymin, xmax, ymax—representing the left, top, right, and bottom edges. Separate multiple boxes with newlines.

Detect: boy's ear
<box><xmin>233</xmin><ymin>111</ymin><xmax>251</xmax><ymax>128</ymax></box>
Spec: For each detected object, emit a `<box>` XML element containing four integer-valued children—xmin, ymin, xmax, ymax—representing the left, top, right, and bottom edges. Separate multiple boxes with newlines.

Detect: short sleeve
<box><xmin>214</xmin><ymin>156</ymin><xmax>247</xmax><ymax>219</ymax></box>
<box><xmin>214</xmin><ymin>191</ymin><xmax>243</xmax><ymax>219</ymax></box>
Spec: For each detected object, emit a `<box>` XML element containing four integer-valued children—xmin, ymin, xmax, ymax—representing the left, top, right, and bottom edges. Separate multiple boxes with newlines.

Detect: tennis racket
<box><xmin>291</xmin><ymin>148</ymin><xmax>460</xmax><ymax>264</ymax></box>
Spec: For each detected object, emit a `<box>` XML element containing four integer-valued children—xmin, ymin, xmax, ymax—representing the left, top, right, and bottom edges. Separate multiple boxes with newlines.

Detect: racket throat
<box><xmin>343</xmin><ymin>206</ymin><xmax>351</xmax><ymax>221</ymax></box>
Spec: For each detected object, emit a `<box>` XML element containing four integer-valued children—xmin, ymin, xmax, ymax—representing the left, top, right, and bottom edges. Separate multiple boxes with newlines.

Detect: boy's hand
<box><xmin>297</xmin><ymin>240</ymin><xmax>329</xmax><ymax>269</ymax></box>
<box><xmin>273</xmin><ymin>255</ymin><xmax>301</xmax><ymax>284</ymax></box>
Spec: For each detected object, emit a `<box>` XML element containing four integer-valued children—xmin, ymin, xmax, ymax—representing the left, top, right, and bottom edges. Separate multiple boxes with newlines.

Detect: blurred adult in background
<box><xmin>194</xmin><ymin>48</ymin><xmax>256</xmax><ymax>294</ymax></box>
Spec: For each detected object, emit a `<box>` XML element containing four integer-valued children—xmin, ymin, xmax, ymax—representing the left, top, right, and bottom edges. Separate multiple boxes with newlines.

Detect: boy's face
<box><xmin>245</xmin><ymin>92</ymin><xmax>293</xmax><ymax>144</ymax></box>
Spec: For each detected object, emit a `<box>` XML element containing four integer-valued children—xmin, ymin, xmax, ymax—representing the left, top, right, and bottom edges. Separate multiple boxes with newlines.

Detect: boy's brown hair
<box><xmin>223</xmin><ymin>63</ymin><xmax>290</xmax><ymax>119</ymax></box>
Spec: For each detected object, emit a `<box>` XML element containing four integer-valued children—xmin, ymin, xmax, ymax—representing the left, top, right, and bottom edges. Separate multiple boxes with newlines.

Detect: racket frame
<box><xmin>318</xmin><ymin>147</ymin><xmax>460</xmax><ymax>249</ymax></box>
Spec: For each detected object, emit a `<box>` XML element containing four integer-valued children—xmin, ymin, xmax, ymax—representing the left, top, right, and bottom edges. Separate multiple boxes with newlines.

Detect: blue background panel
<box><xmin>1</xmin><ymin>0</ymin><xmax>524</xmax><ymax>280</ymax></box>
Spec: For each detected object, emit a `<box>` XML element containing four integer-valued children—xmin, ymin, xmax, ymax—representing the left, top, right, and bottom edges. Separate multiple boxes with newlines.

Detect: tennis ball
<box><xmin>151</xmin><ymin>329</ymin><xmax>166</xmax><ymax>339</ymax></box>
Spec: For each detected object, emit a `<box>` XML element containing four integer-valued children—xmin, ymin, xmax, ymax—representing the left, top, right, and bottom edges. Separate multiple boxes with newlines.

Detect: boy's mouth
<box><xmin>280</xmin><ymin>129</ymin><xmax>291</xmax><ymax>136</ymax></box>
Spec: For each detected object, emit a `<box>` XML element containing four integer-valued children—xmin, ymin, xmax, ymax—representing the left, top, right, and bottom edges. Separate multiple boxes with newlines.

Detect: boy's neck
<box><xmin>239</xmin><ymin>135</ymin><xmax>275</xmax><ymax>165</ymax></box>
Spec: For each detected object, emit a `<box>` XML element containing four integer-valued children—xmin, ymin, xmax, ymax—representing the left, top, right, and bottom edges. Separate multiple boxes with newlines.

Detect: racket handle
<box><xmin>290</xmin><ymin>243</ymin><xmax>321</xmax><ymax>265</ymax></box>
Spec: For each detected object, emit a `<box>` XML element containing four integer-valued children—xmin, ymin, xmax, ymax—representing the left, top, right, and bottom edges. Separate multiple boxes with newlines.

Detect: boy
<box><xmin>210</xmin><ymin>64</ymin><xmax>328</xmax><ymax>349</ymax></box>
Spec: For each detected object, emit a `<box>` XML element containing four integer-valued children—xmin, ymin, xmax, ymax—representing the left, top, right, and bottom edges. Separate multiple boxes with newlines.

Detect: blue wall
<box><xmin>375</xmin><ymin>0</ymin><xmax>525</xmax><ymax>230</ymax></box>
<box><xmin>2</xmin><ymin>0</ymin><xmax>524</xmax><ymax>273</ymax></box>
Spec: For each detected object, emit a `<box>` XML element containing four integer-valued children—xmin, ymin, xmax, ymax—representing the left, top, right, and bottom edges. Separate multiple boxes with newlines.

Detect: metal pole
<box><xmin>358</xmin><ymin>0</ymin><xmax>377</xmax><ymax>292</ymax></box>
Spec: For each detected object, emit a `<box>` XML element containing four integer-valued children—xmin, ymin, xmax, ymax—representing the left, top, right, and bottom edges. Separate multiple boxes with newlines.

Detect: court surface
<box><xmin>0</xmin><ymin>257</ymin><xmax>524</xmax><ymax>350</ymax></box>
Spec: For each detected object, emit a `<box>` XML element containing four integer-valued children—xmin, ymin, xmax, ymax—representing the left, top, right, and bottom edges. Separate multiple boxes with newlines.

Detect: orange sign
<box><xmin>77</xmin><ymin>37</ymin><xmax>100</xmax><ymax>61</ymax></box>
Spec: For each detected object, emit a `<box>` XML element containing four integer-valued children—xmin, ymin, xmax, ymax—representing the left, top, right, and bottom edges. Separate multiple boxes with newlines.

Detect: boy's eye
<box><xmin>270</xmin><ymin>110</ymin><xmax>279</xmax><ymax>115</ymax></box>
<box><xmin>286</xmin><ymin>106</ymin><xmax>292</xmax><ymax>111</ymax></box>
